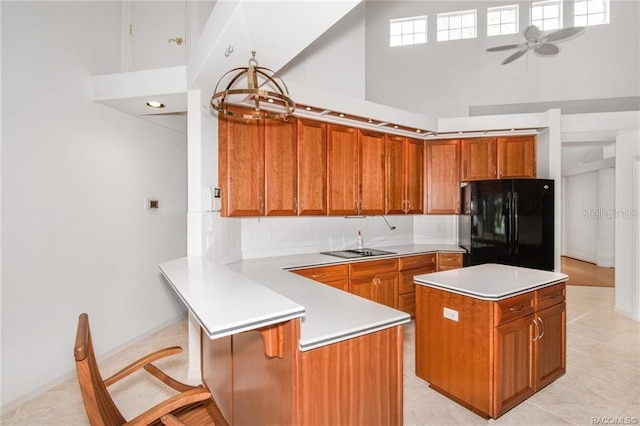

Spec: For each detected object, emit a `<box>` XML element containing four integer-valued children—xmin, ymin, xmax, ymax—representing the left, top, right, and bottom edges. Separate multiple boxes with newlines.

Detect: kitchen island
<box><xmin>160</xmin><ymin>244</ymin><xmax>462</xmax><ymax>425</ymax></box>
<box><xmin>413</xmin><ymin>263</ymin><xmax>568</xmax><ymax>419</ymax></box>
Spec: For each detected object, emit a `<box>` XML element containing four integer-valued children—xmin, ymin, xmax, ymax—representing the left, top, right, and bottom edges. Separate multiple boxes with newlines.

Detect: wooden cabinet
<box><xmin>291</xmin><ymin>264</ymin><xmax>349</xmax><ymax>292</ymax></box>
<box><xmin>497</xmin><ymin>136</ymin><xmax>536</xmax><ymax>179</ymax></box>
<box><xmin>327</xmin><ymin>125</ymin><xmax>385</xmax><ymax>215</ymax></box>
<box><xmin>219</xmin><ymin>108</ymin><xmax>297</xmax><ymax>217</ymax></box>
<box><xmin>461</xmin><ymin>137</ymin><xmax>497</xmax><ymax>181</ymax></box>
<box><xmin>219</xmin><ymin>110</ymin><xmax>265</xmax><ymax>216</ymax></box>
<box><xmin>264</xmin><ymin>119</ymin><xmax>297</xmax><ymax>216</ymax></box>
<box><xmin>349</xmin><ymin>258</ymin><xmax>399</xmax><ymax>309</ymax></box>
<box><xmin>398</xmin><ymin>254</ymin><xmax>436</xmax><ymax>316</ymax></box>
<box><xmin>297</xmin><ymin>119</ymin><xmax>327</xmax><ymax>215</ymax></box>
<box><xmin>426</xmin><ymin>140</ymin><xmax>461</xmax><ymax>214</ymax></box>
<box><xmin>386</xmin><ymin>136</ymin><xmax>424</xmax><ymax>214</ymax></box>
<box><xmin>437</xmin><ymin>252</ymin><xmax>463</xmax><ymax>271</ymax></box>
<box><xmin>359</xmin><ymin>131</ymin><xmax>387</xmax><ymax>215</ymax></box>
<box><xmin>416</xmin><ymin>281</ymin><xmax>566</xmax><ymax>419</ymax></box>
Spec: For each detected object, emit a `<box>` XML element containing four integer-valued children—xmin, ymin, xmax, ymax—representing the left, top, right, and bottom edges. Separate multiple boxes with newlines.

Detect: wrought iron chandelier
<box><xmin>210</xmin><ymin>51</ymin><xmax>295</xmax><ymax>120</ymax></box>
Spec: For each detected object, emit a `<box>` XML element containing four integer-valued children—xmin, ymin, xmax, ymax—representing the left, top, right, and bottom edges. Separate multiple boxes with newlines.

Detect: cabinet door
<box><xmin>219</xmin><ymin>111</ymin><xmax>264</xmax><ymax>216</ymax></box>
<box><xmin>426</xmin><ymin>140</ymin><xmax>460</xmax><ymax>214</ymax></box>
<box><xmin>264</xmin><ymin>118</ymin><xmax>297</xmax><ymax>216</ymax></box>
<box><xmin>350</xmin><ymin>275</ymin><xmax>375</xmax><ymax>301</ymax></box>
<box><xmin>436</xmin><ymin>252</ymin><xmax>463</xmax><ymax>271</ymax></box>
<box><xmin>405</xmin><ymin>138</ymin><xmax>425</xmax><ymax>214</ymax></box>
<box><xmin>497</xmin><ymin>136</ymin><xmax>536</xmax><ymax>179</ymax></box>
<box><xmin>461</xmin><ymin>138</ymin><xmax>497</xmax><ymax>181</ymax></box>
<box><xmin>385</xmin><ymin>135</ymin><xmax>406</xmax><ymax>214</ymax></box>
<box><xmin>535</xmin><ymin>302</ymin><xmax>566</xmax><ymax>390</ymax></box>
<box><xmin>327</xmin><ymin>125</ymin><xmax>359</xmax><ymax>215</ymax></box>
<box><xmin>359</xmin><ymin>130</ymin><xmax>386</xmax><ymax>215</ymax></box>
<box><xmin>374</xmin><ymin>271</ymin><xmax>399</xmax><ymax>309</ymax></box>
<box><xmin>493</xmin><ymin>314</ymin><xmax>536</xmax><ymax>417</ymax></box>
<box><xmin>297</xmin><ymin>119</ymin><xmax>327</xmax><ymax>215</ymax></box>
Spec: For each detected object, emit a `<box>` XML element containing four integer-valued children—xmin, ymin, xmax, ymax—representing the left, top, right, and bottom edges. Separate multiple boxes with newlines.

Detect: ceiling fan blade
<box><xmin>535</xmin><ymin>43</ymin><xmax>559</xmax><ymax>55</ymax></box>
<box><xmin>486</xmin><ymin>44</ymin><xmax>523</xmax><ymax>52</ymax></box>
<box><xmin>501</xmin><ymin>48</ymin><xmax>528</xmax><ymax>65</ymax></box>
<box><xmin>524</xmin><ymin>25</ymin><xmax>541</xmax><ymax>41</ymax></box>
<box><xmin>542</xmin><ymin>26</ymin><xmax>585</xmax><ymax>42</ymax></box>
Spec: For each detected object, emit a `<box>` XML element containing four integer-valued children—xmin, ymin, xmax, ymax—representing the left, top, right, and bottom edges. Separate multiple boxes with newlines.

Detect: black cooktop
<box><xmin>320</xmin><ymin>248</ymin><xmax>396</xmax><ymax>259</ymax></box>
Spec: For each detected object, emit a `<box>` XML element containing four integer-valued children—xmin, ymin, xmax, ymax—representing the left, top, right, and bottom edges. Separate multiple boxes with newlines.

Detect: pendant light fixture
<box><xmin>210</xmin><ymin>51</ymin><xmax>295</xmax><ymax>120</ymax></box>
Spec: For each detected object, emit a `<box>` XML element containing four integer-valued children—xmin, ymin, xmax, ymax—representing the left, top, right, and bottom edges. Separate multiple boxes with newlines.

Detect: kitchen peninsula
<box><xmin>414</xmin><ymin>263</ymin><xmax>568</xmax><ymax>419</ymax></box>
<box><xmin>160</xmin><ymin>244</ymin><xmax>463</xmax><ymax>425</ymax></box>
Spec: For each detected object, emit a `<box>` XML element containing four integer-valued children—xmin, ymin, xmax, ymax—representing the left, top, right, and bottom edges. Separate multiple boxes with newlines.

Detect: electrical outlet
<box><xmin>443</xmin><ymin>307</ymin><xmax>459</xmax><ymax>322</ymax></box>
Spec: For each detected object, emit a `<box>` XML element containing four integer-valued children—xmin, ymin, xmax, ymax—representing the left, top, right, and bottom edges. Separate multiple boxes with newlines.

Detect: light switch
<box><xmin>145</xmin><ymin>198</ymin><xmax>159</xmax><ymax>210</ymax></box>
<box><xmin>443</xmin><ymin>307</ymin><xmax>459</xmax><ymax>322</ymax></box>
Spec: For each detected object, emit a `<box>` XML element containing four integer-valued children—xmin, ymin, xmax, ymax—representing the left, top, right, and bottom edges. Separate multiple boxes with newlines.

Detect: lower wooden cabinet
<box><xmin>437</xmin><ymin>252</ymin><xmax>463</xmax><ymax>271</ymax></box>
<box><xmin>398</xmin><ymin>254</ymin><xmax>437</xmax><ymax>317</ymax></box>
<box><xmin>416</xmin><ymin>282</ymin><xmax>566</xmax><ymax>419</ymax></box>
<box><xmin>291</xmin><ymin>264</ymin><xmax>349</xmax><ymax>292</ymax></box>
<box><xmin>350</xmin><ymin>259</ymin><xmax>399</xmax><ymax>309</ymax></box>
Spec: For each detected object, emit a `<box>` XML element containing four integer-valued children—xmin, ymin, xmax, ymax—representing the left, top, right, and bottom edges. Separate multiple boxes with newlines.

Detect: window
<box><xmin>531</xmin><ymin>0</ymin><xmax>562</xmax><ymax>30</ymax></box>
<box><xmin>437</xmin><ymin>10</ymin><xmax>477</xmax><ymax>41</ymax></box>
<box><xmin>487</xmin><ymin>5</ymin><xmax>519</xmax><ymax>36</ymax></box>
<box><xmin>389</xmin><ymin>16</ymin><xmax>427</xmax><ymax>47</ymax></box>
<box><xmin>574</xmin><ymin>0</ymin><xmax>609</xmax><ymax>26</ymax></box>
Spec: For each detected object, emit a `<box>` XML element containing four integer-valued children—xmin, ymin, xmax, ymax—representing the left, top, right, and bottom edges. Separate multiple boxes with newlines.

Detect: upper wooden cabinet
<box><xmin>297</xmin><ymin>119</ymin><xmax>327</xmax><ymax>215</ymax></box>
<box><xmin>264</xmin><ymin>119</ymin><xmax>297</xmax><ymax>216</ymax></box>
<box><xmin>220</xmin><ymin>108</ymin><xmax>298</xmax><ymax>217</ymax></box>
<box><xmin>219</xmin><ymin>109</ymin><xmax>265</xmax><ymax>216</ymax></box>
<box><xmin>327</xmin><ymin>125</ymin><xmax>385</xmax><ymax>215</ymax></box>
<box><xmin>426</xmin><ymin>140</ymin><xmax>461</xmax><ymax>214</ymax></box>
<box><xmin>497</xmin><ymin>135</ymin><xmax>536</xmax><ymax>179</ymax></box>
<box><xmin>386</xmin><ymin>136</ymin><xmax>424</xmax><ymax>214</ymax></box>
<box><xmin>461</xmin><ymin>137</ymin><xmax>497</xmax><ymax>181</ymax></box>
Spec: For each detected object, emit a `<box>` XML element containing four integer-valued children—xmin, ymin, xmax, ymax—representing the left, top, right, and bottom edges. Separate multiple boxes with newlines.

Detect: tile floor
<box><xmin>2</xmin><ymin>285</ymin><xmax>639</xmax><ymax>425</ymax></box>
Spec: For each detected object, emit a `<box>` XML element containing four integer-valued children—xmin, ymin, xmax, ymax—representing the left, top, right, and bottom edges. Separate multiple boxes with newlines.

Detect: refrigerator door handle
<box><xmin>513</xmin><ymin>192</ymin><xmax>519</xmax><ymax>255</ymax></box>
<box><xmin>506</xmin><ymin>191</ymin><xmax>513</xmax><ymax>255</ymax></box>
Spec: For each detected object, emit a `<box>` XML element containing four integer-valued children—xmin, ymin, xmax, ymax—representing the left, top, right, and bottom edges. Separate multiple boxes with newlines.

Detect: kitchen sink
<box><xmin>320</xmin><ymin>248</ymin><xmax>396</xmax><ymax>259</ymax></box>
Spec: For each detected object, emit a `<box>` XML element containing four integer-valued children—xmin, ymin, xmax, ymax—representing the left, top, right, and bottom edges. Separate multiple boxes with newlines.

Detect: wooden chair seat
<box><xmin>74</xmin><ymin>313</ymin><xmax>228</xmax><ymax>426</ymax></box>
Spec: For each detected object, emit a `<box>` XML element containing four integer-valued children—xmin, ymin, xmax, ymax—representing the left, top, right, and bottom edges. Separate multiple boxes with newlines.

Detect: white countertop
<box><xmin>414</xmin><ymin>263</ymin><xmax>568</xmax><ymax>300</ymax></box>
<box><xmin>160</xmin><ymin>244</ymin><xmax>463</xmax><ymax>351</ymax></box>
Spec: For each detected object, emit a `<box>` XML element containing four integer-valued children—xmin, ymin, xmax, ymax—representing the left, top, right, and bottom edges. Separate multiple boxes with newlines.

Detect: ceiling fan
<box><xmin>487</xmin><ymin>25</ymin><xmax>585</xmax><ymax>65</ymax></box>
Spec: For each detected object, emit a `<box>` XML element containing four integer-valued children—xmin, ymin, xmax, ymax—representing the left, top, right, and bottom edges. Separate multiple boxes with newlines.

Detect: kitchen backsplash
<box><xmin>238</xmin><ymin>215</ymin><xmax>458</xmax><ymax>259</ymax></box>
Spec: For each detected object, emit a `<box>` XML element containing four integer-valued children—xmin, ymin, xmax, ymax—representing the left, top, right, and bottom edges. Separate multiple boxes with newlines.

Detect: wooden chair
<box><xmin>74</xmin><ymin>313</ymin><xmax>228</xmax><ymax>426</ymax></box>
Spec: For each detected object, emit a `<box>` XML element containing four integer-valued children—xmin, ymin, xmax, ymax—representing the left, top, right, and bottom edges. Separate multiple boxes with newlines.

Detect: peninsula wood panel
<box><xmin>264</xmin><ymin>118</ymin><xmax>297</xmax><ymax>216</ymax></box>
<box><xmin>327</xmin><ymin>124</ymin><xmax>359</xmax><ymax>215</ymax></box>
<box><xmin>298</xmin><ymin>325</ymin><xmax>403</xmax><ymax>425</ymax></box>
<box><xmin>297</xmin><ymin>119</ymin><xmax>327</xmax><ymax>215</ymax></box>
<box><xmin>201</xmin><ymin>334</ymin><xmax>233</xmax><ymax>423</ymax></box>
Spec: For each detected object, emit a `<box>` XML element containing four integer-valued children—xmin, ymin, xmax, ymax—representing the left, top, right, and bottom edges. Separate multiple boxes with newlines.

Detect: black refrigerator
<box><xmin>458</xmin><ymin>179</ymin><xmax>555</xmax><ymax>271</ymax></box>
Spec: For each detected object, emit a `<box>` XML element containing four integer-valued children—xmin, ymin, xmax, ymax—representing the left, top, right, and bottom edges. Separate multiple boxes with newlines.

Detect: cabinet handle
<box><xmin>260</xmin><ymin>195</ymin><xmax>264</xmax><ymax>215</ymax></box>
<box><xmin>311</xmin><ymin>273</ymin><xmax>326</xmax><ymax>279</ymax></box>
<box><xmin>293</xmin><ymin>196</ymin><xmax>298</xmax><ymax>212</ymax></box>
<box><xmin>509</xmin><ymin>305</ymin><xmax>526</xmax><ymax>312</ymax></box>
<box><xmin>544</xmin><ymin>293</ymin><xmax>560</xmax><ymax>300</ymax></box>
<box><xmin>532</xmin><ymin>318</ymin><xmax>540</xmax><ymax>342</ymax></box>
<box><xmin>538</xmin><ymin>317</ymin><xmax>545</xmax><ymax>339</ymax></box>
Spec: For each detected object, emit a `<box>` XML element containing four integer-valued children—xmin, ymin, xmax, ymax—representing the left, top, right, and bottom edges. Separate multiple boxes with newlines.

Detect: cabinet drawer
<box><xmin>292</xmin><ymin>264</ymin><xmax>348</xmax><ymax>284</ymax></box>
<box><xmin>399</xmin><ymin>292</ymin><xmax>416</xmax><ymax>317</ymax></box>
<box><xmin>437</xmin><ymin>252</ymin><xmax>463</xmax><ymax>269</ymax></box>
<box><xmin>349</xmin><ymin>258</ymin><xmax>398</xmax><ymax>277</ymax></box>
<box><xmin>536</xmin><ymin>283</ymin><xmax>566</xmax><ymax>311</ymax></box>
<box><xmin>399</xmin><ymin>267</ymin><xmax>436</xmax><ymax>294</ymax></box>
<box><xmin>399</xmin><ymin>254</ymin><xmax>436</xmax><ymax>271</ymax></box>
<box><xmin>495</xmin><ymin>293</ymin><xmax>535</xmax><ymax>326</ymax></box>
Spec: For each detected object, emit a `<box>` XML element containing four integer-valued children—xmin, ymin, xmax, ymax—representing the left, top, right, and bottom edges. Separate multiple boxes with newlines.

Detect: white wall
<box><xmin>615</xmin><ymin>130</ymin><xmax>640</xmax><ymax>318</ymax></box>
<box><xmin>563</xmin><ymin>171</ymin><xmax>600</xmax><ymax>263</ymax></box>
<box><xmin>1</xmin><ymin>2</ymin><xmax>187</xmax><ymax>408</ymax></box>
<box><xmin>364</xmin><ymin>0</ymin><xmax>640</xmax><ymax>118</ymax></box>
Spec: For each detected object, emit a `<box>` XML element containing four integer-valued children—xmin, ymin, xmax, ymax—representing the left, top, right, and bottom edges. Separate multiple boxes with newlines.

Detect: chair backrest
<box><xmin>74</xmin><ymin>313</ymin><xmax>127</xmax><ymax>426</ymax></box>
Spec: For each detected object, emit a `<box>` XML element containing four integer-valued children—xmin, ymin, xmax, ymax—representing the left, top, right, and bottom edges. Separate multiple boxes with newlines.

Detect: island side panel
<box><xmin>298</xmin><ymin>325</ymin><xmax>404</xmax><ymax>426</ymax></box>
<box><xmin>201</xmin><ymin>333</ymin><xmax>233</xmax><ymax>423</ymax></box>
<box><xmin>415</xmin><ymin>285</ymin><xmax>494</xmax><ymax>417</ymax></box>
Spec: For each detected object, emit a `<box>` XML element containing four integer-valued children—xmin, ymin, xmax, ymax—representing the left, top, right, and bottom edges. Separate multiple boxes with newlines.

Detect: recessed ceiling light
<box><xmin>305</xmin><ymin>106</ymin><xmax>312</xmax><ymax>111</ymax></box>
<box><xmin>393</xmin><ymin>125</ymin><xmax>399</xmax><ymax>129</ymax></box>
<box><xmin>368</xmin><ymin>119</ymin><xmax>373</xmax><ymax>123</ymax></box>
<box><xmin>339</xmin><ymin>113</ymin><xmax>345</xmax><ymax>118</ymax></box>
<box><xmin>416</xmin><ymin>129</ymin><xmax>422</xmax><ymax>133</ymax></box>
<box><xmin>146</xmin><ymin>101</ymin><xmax>165</xmax><ymax>108</ymax></box>
<box><xmin>267</xmin><ymin>98</ymin><xmax>274</xmax><ymax>103</ymax></box>
<box><xmin>458</xmin><ymin>131</ymin><xmax>464</xmax><ymax>134</ymax></box>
